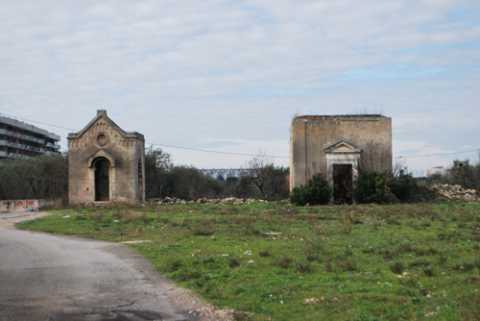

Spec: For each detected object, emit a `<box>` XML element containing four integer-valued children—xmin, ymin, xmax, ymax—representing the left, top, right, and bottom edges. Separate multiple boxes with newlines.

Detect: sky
<box><xmin>1</xmin><ymin>0</ymin><xmax>479</xmax><ymax>174</ymax></box>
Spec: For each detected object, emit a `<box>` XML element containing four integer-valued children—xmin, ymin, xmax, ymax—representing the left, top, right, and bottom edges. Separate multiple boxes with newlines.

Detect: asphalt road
<box><xmin>0</xmin><ymin>214</ymin><xmax>197</xmax><ymax>321</ymax></box>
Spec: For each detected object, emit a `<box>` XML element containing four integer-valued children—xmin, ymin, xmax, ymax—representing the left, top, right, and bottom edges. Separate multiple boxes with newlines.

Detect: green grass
<box><xmin>18</xmin><ymin>202</ymin><xmax>480</xmax><ymax>321</ymax></box>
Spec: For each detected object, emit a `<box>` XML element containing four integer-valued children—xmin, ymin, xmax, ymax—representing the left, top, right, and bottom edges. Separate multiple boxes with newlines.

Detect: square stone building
<box><xmin>290</xmin><ymin>114</ymin><xmax>392</xmax><ymax>203</ymax></box>
<box><xmin>68</xmin><ymin>110</ymin><xmax>146</xmax><ymax>204</ymax></box>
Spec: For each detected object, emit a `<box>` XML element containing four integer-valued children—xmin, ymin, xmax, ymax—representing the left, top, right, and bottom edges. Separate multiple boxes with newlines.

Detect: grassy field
<box><xmin>18</xmin><ymin>202</ymin><xmax>480</xmax><ymax>321</ymax></box>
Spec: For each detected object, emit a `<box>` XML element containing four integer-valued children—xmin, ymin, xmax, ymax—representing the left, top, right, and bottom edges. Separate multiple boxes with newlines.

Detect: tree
<box><xmin>0</xmin><ymin>154</ymin><xmax>68</xmax><ymax>201</ymax></box>
<box><xmin>144</xmin><ymin>147</ymin><xmax>172</xmax><ymax>199</ymax></box>
<box><xmin>247</xmin><ymin>155</ymin><xmax>289</xmax><ymax>200</ymax></box>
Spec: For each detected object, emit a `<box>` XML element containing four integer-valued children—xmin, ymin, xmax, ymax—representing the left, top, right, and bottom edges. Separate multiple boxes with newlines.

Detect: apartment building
<box><xmin>0</xmin><ymin>115</ymin><xmax>61</xmax><ymax>159</ymax></box>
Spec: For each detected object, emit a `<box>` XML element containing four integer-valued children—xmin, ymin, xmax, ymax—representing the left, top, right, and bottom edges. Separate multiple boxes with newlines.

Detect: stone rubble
<box><xmin>430</xmin><ymin>184</ymin><xmax>480</xmax><ymax>202</ymax></box>
<box><xmin>154</xmin><ymin>197</ymin><xmax>267</xmax><ymax>205</ymax></box>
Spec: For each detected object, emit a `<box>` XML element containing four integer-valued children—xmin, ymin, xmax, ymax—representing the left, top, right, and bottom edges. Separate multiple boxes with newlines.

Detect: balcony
<box><xmin>0</xmin><ymin>128</ymin><xmax>47</xmax><ymax>145</ymax></box>
<box><xmin>0</xmin><ymin>140</ymin><xmax>50</xmax><ymax>154</ymax></box>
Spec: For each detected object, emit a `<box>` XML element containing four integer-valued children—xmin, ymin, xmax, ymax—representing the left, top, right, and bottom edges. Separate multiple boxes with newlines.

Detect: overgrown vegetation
<box><xmin>0</xmin><ymin>155</ymin><xmax>68</xmax><ymax>201</ymax></box>
<box><xmin>355</xmin><ymin>171</ymin><xmax>397</xmax><ymax>204</ymax></box>
<box><xmin>429</xmin><ymin>159</ymin><xmax>480</xmax><ymax>191</ymax></box>
<box><xmin>290</xmin><ymin>174</ymin><xmax>331</xmax><ymax>205</ymax></box>
<box><xmin>354</xmin><ymin>170</ymin><xmax>436</xmax><ymax>204</ymax></box>
<box><xmin>145</xmin><ymin>147</ymin><xmax>289</xmax><ymax>201</ymax></box>
<box><xmin>19</xmin><ymin>202</ymin><xmax>480</xmax><ymax>321</ymax></box>
<box><xmin>0</xmin><ymin>147</ymin><xmax>289</xmax><ymax>201</ymax></box>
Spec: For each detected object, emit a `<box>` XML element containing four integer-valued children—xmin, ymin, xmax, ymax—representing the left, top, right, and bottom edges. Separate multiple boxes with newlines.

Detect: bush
<box><xmin>390</xmin><ymin>170</ymin><xmax>418</xmax><ymax>202</ymax></box>
<box><xmin>390</xmin><ymin>170</ymin><xmax>436</xmax><ymax>202</ymax></box>
<box><xmin>277</xmin><ymin>257</ymin><xmax>293</xmax><ymax>269</ymax></box>
<box><xmin>390</xmin><ymin>261</ymin><xmax>405</xmax><ymax>275</ymax></box>
<box><xmin>295</xmin><ymin>261</ymin><xmax>313</xmax><ymax>274</ymax></box>
<box><xmin>0</xmin><ymin>155</ymin><xmax>68</xmax><ymax>201</ymax></box>
<box><xmin>355</xmin><ymin>172</ymin><xmax>397</xmax><ymax>204</ymax></box>
<box><xmin>229</xmin><ymin>258</ymin><xmax>241</xmax><ymax>268</ymax></box>
<box><xmin>290</xmin><ymin>174</ymin><xmax>332</xmax><ymax>206</ymax></box>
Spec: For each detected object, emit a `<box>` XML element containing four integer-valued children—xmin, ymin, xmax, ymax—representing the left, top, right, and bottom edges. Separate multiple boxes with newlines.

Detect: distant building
<box><xmin>426</xmin><ymin>166</ymin><xmax>447</xmax><ymax>177</ymax></box>
<box><xmin>68</xmin><ymin>110</ymin><xmax>145</xmax><ymax>204</ymax></box>
<box><xmin>0</xmin><ymin>115</ymin><xmax>60</xmax><ymax>159</ymax></box>
<box><xmin>290</xmin><ymin>114</ymin><xmax>392</xmax><ymax>203</ymax></box>
<box><xmin>201</xmin><ymin>168</ymin><xmax>254</xmax><ymax>180</ymax></box>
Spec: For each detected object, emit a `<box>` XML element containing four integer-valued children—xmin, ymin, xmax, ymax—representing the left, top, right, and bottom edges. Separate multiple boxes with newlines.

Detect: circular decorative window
<box><xmin>97</xmin><ymin>133</ymin><xmax>108</xmax><ymax>147</ymax></box>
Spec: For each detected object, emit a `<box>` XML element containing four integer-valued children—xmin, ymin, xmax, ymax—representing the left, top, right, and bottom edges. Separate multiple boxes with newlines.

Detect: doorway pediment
<box><xmin>324</xmin><ymin>140</ymin><xmax>361</xmax><ymax>154</ymax></box>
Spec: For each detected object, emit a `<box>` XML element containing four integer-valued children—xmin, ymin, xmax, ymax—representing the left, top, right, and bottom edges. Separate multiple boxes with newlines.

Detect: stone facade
<box><xmin>290</xmin><ymin>115</ymin><xmax>392</xmax><ymax>203</ymax></box>
<box><xmin>68</xmin><ymin>110</ymin><xmax>145</xmax><ymax>205</ymax></box>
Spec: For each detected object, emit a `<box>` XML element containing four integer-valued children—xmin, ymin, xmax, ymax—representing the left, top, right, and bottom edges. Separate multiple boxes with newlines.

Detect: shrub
<box><xmin>423</xmin><ymin>266</ymin><xmax>436</xmax><ymax>277</ymax></box>
<box><xmin>390</xmin><ymin>170</ymin><xmax>436</xmax><ymax>202</ymax></box>
<box><xmin>296</xmin><ymin>261</ymin><xmax>313</xmax><ymax>274</ymax></box>
<box><xmin>229</xmin><ymin>258</ymin><xmax>241</xmax><ymax>268</ymax></box>
<box><xmin>259</xmin><ymin>250</ymin><xmax>271</xmax><ymax>258</ymax></box>
<box><xmin>336</xmin><ymin>258</ymin><xmax>358</xmax><ymax>272</ymax></box>
<box><xmin>166</xmin><ymin>260</ymin><xmax>183</xmax><ymax>272</ymax></box>
<box><xmin>390</xmin><ymin>261</ymin><xmax>405</xmax><ymax>275</ymax></box>
<box><xmin>290</xmin><ymin>174</ymin><xmax>332</xmax><ymax>206</ymax></box>
<box><xmin>390</xmin><ymin>170</ymin><xmax>419</xmax><ymax>202</ymax></box>
<box><xmin>277</xmin><ymin>257</ymin><xmax>293</xmax><ymax>269</ymax></box>
<box><xmin>355</xmin><ymin>172</ymin><xmax>398</xmax><ymax>204</ymax></box>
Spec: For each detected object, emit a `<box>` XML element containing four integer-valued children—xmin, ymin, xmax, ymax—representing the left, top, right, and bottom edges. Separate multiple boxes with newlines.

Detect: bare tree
<box><xmin>247</xmin><ymin>153</ymin><xmax>289</xmax><ymax>200</ymax></box>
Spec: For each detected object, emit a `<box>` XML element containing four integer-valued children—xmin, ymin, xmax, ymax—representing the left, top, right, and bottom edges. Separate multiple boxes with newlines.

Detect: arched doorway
<box><xmin>93</xmin><ymin>157</ymin><xmax>110</xmax><ymax>201</ymax></box>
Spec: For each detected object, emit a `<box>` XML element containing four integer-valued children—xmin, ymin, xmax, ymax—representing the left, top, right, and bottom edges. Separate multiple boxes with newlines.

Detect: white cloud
<box><xmin>0</xmin><ymin>0</ymin><xmax>479</xmax><ymax>170</ymax></box>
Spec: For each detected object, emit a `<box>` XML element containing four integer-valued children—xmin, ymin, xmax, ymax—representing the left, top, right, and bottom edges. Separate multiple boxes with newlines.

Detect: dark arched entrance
<box><xmin>93</xmin><ymin>157</ymin><xmax>110</xmax><ymax>201</ymax></box>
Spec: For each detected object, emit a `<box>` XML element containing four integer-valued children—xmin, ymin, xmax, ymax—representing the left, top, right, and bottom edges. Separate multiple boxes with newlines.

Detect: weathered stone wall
<box><xmin>68</xmin><ymin>111</ymin><xmax>145</xmax><ymax>205</ymax></box>
<box><xmin>0</xmin><ymin>200</ymin><xmax>39</xmax><ymax>213</ymax></box>
<box><xmin>0</xmin><ymin>199</ymin><xmax>62</xmax><ymax>213</ymax></box>
<box><xmin>290</xmin><ymin>115</ymin><xmax>392</xmax><ymax>189</ymax></box>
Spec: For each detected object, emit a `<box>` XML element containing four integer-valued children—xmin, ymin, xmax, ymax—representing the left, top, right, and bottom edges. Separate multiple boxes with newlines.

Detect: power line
<box><xmin>1</xmin><ymin>109</ymin><xmax>478</xmax><ymax>160</ymax></box>
<box><xmin>396</xmin><ymin>148</ymin><xmax>480</xmax><ymax>159</ymax></box>
<box><xmin>0</xmin><ymin>110</ymin><xmax>74</xmax><ymax>132</ymax></box>
<box><xmin>0</xmin><ymin>110</ymin><xmax>288</xmax><ymax>159</ymax></box>
<box><xmin>149</xmin><ymin>142</ymin><xmax>288</xmax><ymax>159</ymax></box>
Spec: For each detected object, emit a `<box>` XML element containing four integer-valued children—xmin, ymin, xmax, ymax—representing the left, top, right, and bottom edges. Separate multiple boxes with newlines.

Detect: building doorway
<box><xmin>94</xmin><ymin>157</ymin><xmax>110</xmax><ymax>201</ymax></box>
<box><xmin>333</xmin><ymin>164</ymin><xmax>353</xmax><ymax>204</ymax></box>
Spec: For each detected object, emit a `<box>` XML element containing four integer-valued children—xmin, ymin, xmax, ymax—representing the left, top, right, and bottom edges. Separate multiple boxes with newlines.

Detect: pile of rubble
<box><xmin>430</xmin><ymin>184</ymin><xmax>480</xmax><ymax>202</ymax></box>
<box><xmin>155</xmin><ymin>197</ymin><xmax>267</xmax><ymax>205</ymax></box>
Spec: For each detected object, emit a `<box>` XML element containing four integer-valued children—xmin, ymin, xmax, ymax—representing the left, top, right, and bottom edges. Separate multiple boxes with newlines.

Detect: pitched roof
<box><xmin>68</xmin><ymin>110</ymin><xmax>144</xmax><ymax>141</ymax></box>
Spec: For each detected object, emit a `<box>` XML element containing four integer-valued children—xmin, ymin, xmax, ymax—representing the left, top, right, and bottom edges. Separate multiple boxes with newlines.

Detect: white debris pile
<box><xmin>430</xmin><ymin>184</ymin><xmax>479</xmax><ymax>202</ymax></box>
<box><xmin>154</xmin><ymin>197</ymin><xmax>267</xmax><ymax>205</ymax></box>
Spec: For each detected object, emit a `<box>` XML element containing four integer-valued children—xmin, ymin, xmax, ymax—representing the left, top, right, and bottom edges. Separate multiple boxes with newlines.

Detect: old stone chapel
<box><xmin>68</xmin><ymin>110</ymin><xmax>145</xmax><ymax>204</ymax></box>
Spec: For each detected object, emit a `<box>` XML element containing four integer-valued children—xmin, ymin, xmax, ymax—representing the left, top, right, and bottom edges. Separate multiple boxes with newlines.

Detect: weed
<box><xmin>277</xmin><ymin>257</ymin><xmax>293</xmax><ymax>269</ymax></box>
<box><xmin>414</xmin><ymin>247</ymin><xmax>438</xmax><ymax>256</ymax></box>
<box><xmin>304</xmin><ymin>235</ymin><xmax>325</xmax><ymax>262</ymax></box>
<box><xmin>336</xmin><ymin>258</ymin><xmax>357</xmax><ymax>272</ymax></box>
<box><xmin>409</xmin><ymin>260</ymin><xmax>431</xmax><ymax>268</ymax></box>
<box><xmin>390</xmin><ymin>262</ymin><xmax>405</xmax><ymax>275</ymax></box>
<box><xmin>176</xmin><ymin>270</ymin><xmax>202</xmax><ymax>282</ymax></box>
<box><xmin>229</xmin><ymin>258</ymin><xmax>241</xmax><ymax>268</ymax></box>
<box><xmin>259</xmin><ymin>250</ymin><xmax>271</xmax><ymax>258</ymax></box>
<box><xmin>438</xmin><ymin>254</ymin><xmax>448</xmax><ymax>266</ymax></box>
<box><xmin>166</xmin><ymin>260</ymin><xmax>183</xmax><ymax>272</ymax></box>
<box><xmin>325</xmin><ymin>259</ymin><xmax>334</xmax><ymax>272</ymax></box>
<box><xmin>341</xmin><ymin>213</ymin><xmax>354</xmax><ymax>234</ymax></box>
<box><xmin>386</xmin><ymin>218</ymin><xmax>401</xmax><ymax>225</ymax></box>
<box><xmin>453</xmin><ymin>260</ymin><xmax>480</xmax><ymax>272</ymax></box>
<box><xmin>423</xmin><ymin>266</ymin><xmax>436</xmax><ymax>277</ymax></box>
<box><xmin>233</xmin><ymin>311</ymin><xmax>254</xmax><ymax>321</ymax></box>
<box><xmin>192</xmin><ymin>223</ymin><xmax>216</xmax><ymax>236</ymax></box>
<box><xmin>295</xmin><ymin>261</ymin><xmax>313</xmax><ymax>274</ymax></box>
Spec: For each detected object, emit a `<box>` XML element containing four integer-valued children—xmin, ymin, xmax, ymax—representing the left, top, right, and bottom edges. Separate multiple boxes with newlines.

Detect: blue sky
<box><xmin>0</xmin><ymin>0</ymin><xmax>479</xmax><ymax>173</ymax></box>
